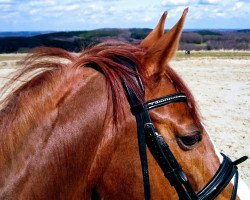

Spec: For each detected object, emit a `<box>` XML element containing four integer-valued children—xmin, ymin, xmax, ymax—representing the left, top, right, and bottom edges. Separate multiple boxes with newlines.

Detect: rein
<box><xmin>87</xmin><ymin>59</ymin><xmax>248</xmax><ymax>200</ymax></box>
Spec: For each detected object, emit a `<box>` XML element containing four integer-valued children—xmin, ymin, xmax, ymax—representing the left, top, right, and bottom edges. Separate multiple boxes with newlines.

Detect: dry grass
<box><xmin>0</xmin><ymin>53</ymin><xmax>26</xmax><ymax>61</ymax></box>
<box><xmin>175</xmin><ymin>50</ymin><xmax>250</xmax><ymax>60</ymax></box>
<box><xmin>0</xmin><ymin>53</ymin><xmax>26</xmax><ymax>69</ymax></box>
<box><xmin>1</xmin><ymin>50</ymin><xmax>249</xmax><ymax>63</ymax></box>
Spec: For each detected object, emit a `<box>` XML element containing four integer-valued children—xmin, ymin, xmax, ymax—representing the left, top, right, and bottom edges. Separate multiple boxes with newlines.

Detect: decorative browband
<box><xmin>130</xmin><ymin>93</ymin><xmax>187</xmax><ymax>115</ymax></box>
<box><xmin>146</xmin><ymin>93</ymin><xmax>187</xmax><ymax>110</ymax></box>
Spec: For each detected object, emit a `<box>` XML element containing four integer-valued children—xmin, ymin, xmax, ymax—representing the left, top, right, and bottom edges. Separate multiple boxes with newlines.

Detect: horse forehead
<box><xmin>145</xmin><ymin>75</ymin><xmax>176</xmax><ymax>99</ymax></box>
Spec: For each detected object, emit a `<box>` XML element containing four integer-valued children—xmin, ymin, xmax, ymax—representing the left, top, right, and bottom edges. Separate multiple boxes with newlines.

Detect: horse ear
<box><xmin>140</xmin><ymin>11</ymin><xmax>168</xmax><ymax>48</ymax></box>
<box><xmin>143</xmin><ymin>8</ymin><xmax>188</xmax><ymax>76</ymax></box>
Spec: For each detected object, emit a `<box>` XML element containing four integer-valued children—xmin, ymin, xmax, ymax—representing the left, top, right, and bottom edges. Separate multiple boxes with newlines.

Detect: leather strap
<box><xmin>130</xmin><ymin>93</ymin><xmax>187</xmax><ymax>115</ymax></box>
<box><xmin>144</xmin><ymin>122</ymin><xmax>196</xmax><ymax>200</ymax></box>
<box><xmin>121</xmin><ymin>63</ymin><xmax>150</xmax><ymax>200</ymax></box>
<box><xmin>146</xmin><ymin>93</ymin><xmax>187</xmax><ymax>110</ymax></box>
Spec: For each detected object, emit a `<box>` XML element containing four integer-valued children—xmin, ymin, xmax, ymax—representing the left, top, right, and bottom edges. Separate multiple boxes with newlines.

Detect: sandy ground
<box><xmin>0</xmin><ymin>54</ymin><xmax>249</xmax><ymax>187</ymax></box>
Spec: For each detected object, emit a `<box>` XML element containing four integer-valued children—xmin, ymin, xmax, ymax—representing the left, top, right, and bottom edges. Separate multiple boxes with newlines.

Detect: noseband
<box><xmin>121</xmin><ymin>61</ymin><xmax>248</xmax><ymax>200</ymax></box>
<box><xmin>87</xmin><ymin>58</ymin><xmax>248</xmax><ymax>200</ymax></box>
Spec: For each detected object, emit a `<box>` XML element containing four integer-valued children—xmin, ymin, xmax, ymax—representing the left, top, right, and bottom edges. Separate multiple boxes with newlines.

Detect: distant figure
<box><xmin>185</xmin><ymin>50</ymin><xmax>191</xmax><ymax>55</ymax></box>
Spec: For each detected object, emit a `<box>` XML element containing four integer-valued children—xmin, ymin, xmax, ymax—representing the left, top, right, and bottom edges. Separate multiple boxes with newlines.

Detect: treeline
<box><xmin>0</xmin><ymin>29</ymin><xmax>249</xmax><ymax>53</ymax></box>
<box><xmin>180</xmin><ymin>30</ymin><xmax>250</xmax><ymax>50</ymax></box>
<box><xmin>0</xmin><ymin>29</ymin><xmax>123</xmax><ymax>53</ymax></box>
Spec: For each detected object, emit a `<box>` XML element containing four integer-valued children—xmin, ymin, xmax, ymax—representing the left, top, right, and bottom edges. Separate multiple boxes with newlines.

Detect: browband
<box><xmin>130</xmin><ymin>93</ymin><xmax>187</xmax><ymax>115</ymax></box>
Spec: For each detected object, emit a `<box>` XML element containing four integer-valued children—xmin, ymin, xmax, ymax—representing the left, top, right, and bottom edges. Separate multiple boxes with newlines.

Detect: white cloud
<box><xmin>161</xmin><ymin>0</ymin><xmax>194</xmax><ymax>6</ymax></box>
<box><xmin>215</xmin><ymin>12</ymin><xmax>225</xmax><ymax>17</ymax></box>
<box><xmin>50</xmin><ymin>4</ymin><xmax>80</xmax><ymax>12</ymax></box>
<box><xmin>200</xmin><ymin>0</ymin><xmax>221</xmax><ymax>4</ymax></box>
<box><xmin>27</xmin><ymin>2</ymin><xmax>81</xmax><ymax>17</ymax></box>
<box><xmin>88</xmin><ymin>3</ymin><xmax>104</xmax><ymax>12</ymax></box>
<box><xmin>235</xmin><ymin>1</ymin><xmax>244</xmax><ymax>8</ymax></box>
<box><xmin>143</xmin><ymin>15</ymin><xmax>154</xmax><ymax>22</ymax></box>
<box><xmin>28</xmin><ymin>0</ymin><xmax>56</xmax><ymax>7</ymax></box>
<box><xmin>29</xmin><ymin>9</ymin><xmax>39</xmax><ymax>15</ymax></box>
<box><xmin>0</xmin><ymin>0</ymin><xmax>12</xmax><ymax>3</ymax></box>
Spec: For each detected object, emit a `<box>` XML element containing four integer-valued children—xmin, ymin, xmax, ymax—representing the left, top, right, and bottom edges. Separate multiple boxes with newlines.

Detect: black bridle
<box><xmin>121</xmin><ymin>62</ymin><xmax>248</xmax><ymax>200</ymax></box>
<box><xmin>87</xmin><ymin>58</ymin><xmax>248</xmax><ymax>200</ymax></box>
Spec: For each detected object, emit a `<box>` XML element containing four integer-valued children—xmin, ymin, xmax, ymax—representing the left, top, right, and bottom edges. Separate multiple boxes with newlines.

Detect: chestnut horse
<box><xmin>0</xmin><ymin>9</ymin><xmax>248</xmax><ymax>199</ymax></box>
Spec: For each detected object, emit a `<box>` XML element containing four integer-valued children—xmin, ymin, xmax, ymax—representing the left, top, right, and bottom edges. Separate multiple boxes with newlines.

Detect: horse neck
<box><xmin>0</xmin><ymin>67</ymin><xmax>116</xmax><ymax>199</ymax></box>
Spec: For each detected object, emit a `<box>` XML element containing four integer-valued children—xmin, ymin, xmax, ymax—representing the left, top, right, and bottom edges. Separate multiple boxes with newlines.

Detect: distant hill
<box><xmin>0</xmin><ymin>31</ymin><xmax>53</xmax><ymax>37</ymax></box>
<box><xmin>237</xmin><ymin>29</ymin><xmax>250</xmax><ymax>33</ymax></box>
<box><xmin>0</xmin><ymin>29</ymin><xmax>249</xmax><ymax>53</ymax></box>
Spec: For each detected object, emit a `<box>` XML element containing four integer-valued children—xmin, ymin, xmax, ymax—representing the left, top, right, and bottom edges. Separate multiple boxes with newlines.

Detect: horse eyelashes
<box><xmin>177</xmin><ymin>133</ymin><xmax>202</xmax><ymax>149</ymax></box>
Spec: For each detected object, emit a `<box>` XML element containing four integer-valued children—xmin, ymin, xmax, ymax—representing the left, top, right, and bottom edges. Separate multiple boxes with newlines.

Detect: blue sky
<box><xmin>1</xmin><ymin>0</ymin><xmax>250</xmax><ymax>31</ymax></box>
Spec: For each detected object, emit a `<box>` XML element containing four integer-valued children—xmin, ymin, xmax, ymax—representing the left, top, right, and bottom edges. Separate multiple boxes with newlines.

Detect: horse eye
<box><xmin>177</xmin><ymin>132</ymin><xmax>202</xmax><ymax>149</ymax></box>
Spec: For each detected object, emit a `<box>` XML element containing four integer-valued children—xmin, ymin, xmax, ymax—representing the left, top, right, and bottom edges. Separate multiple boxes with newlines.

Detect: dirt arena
<box><xmin>0</xmin><ymin>52</ymin><xmax>249</xmax><ymax>187</ymax></box>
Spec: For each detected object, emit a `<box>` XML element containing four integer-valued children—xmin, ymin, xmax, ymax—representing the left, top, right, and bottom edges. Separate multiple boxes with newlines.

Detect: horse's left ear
<box><xmin>143</xmin><ymin>8</ymin><xmax>188</xmax><ymax>76</ymax></box>
<box><xmin>140</xmin><ymin>11</ymin><xmax>168</xmax><ymax>48</ymax></box>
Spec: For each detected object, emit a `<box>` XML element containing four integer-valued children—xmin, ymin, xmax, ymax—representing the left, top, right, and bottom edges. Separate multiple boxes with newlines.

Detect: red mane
<box><xmin>0</xmin><ymin>42</ymin><xmax>201</xmax><ymax>130</ymax></box>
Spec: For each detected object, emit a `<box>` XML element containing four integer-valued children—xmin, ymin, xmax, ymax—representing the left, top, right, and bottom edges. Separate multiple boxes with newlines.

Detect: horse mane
<box><xmin>0</xmin><ymin>41</ymin><xmax>201</xmax><ymax>135</ymax></box>
<box><xmin>0</xmin><ymin>43</ymin><xmax>146</xmax><ymax>129</ymax></box>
